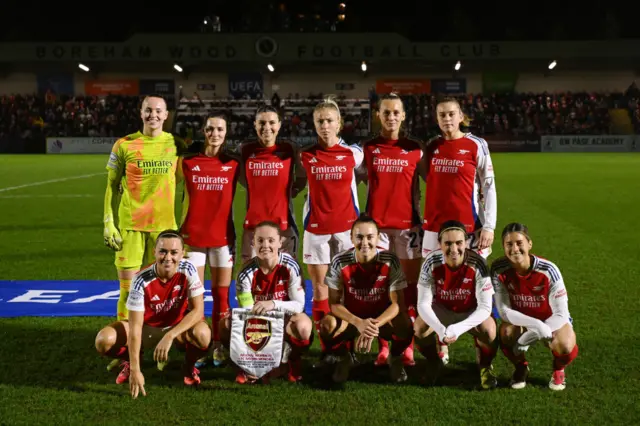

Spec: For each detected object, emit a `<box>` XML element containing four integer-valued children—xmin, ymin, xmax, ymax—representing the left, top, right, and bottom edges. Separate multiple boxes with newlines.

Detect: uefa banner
<box><xmin>484</xmin><ymin>136</ymin><xmax>541</xmax><ymax>153</ymax></box>
<box><xmin>540</xmin><ymin>135</ymin><xmax>638</xmax><ymax>152</ymax></box>
<box><xmin>46</xmin><ymin>137</ymin><xmax>117</xmax><ymax>154</ymax></box>
<box><xmin>228</xmin><ymin>72</ymin><xmax>264</xmax><ymax>99</ymax></box>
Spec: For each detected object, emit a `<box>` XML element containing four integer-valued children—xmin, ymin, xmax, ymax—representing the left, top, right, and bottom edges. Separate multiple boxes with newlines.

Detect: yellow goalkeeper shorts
<box><xmin>114</xmin><ymin>230</ymin><xmax>163</xmax><ymax>270</ymax></box>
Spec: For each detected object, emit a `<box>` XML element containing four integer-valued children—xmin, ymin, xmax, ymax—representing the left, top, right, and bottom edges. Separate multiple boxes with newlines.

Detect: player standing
<box><xmin>491</xmin><ymin>223</ymin><xmax>578</xmax><ymax>390</ymax></box>
<box><xmin>94</xmin><ymin>231</ymin><xmax>210</xmax><ymax>396</ymax></box>
<box><xmin>361</xmin><ymin>93</ymin><xmax>425</xmax><ymax>367</ymax></box>
<box><xmin>422</xmin><ymin>96</ymin><xmax>497</xmax><ymax>259</ymax></box>
<box><xmin>220</xmin><ymin>221</ymin><xmax>313</xmax><ymax>383</ymax></box>
<box><xmin>299</xmin><ymin>97</ymin><xmax>364</xmax><ymax>363</ymax></box>
<box><xmin>414</xmin><ymin>220</ymin><xmax>498</xmax><ymax>389</ymax></box>
<box><xmin>240</xmin><ymin>106</ymin><xmax>305</xmax><ymax>263</ymax></box>
<box><xmin>320</xmin><ymin>214</ymin><xmax>413</xmax><ymax>383</ymax></box>
<box><xmin>103</xmin><ymin>94</ymin><xmax>186</xmax><ymax>322</ymax></box>
<box><xmin>178</xmin><ymin>112</ymin><xmax>240</xmax><ymax>368</ymax></box>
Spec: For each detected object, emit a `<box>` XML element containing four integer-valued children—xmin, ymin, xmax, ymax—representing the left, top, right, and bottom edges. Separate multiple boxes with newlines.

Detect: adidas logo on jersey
<box><xmin>309</xmin><ymin>157</ymin><xmax>318</xmax><ymax>163</ymax></box>
<box><xmin>151</xmin><ymin>295</ymin><xmax>160</xmax><ymax>301</ymax></box>
<box><xmin>192</xmin><ymin>165</ymin><xmax>201</xmax><ymax>171</ymax></box>
<box><xmin>373</xmin><ymin>148</ymin><xmax>381</xmax><ymax>154</ymax></box>
<box><xmin>434</xmin><ymin>149</ymin><xmax>439</xmax><ymax>154</ymax></box>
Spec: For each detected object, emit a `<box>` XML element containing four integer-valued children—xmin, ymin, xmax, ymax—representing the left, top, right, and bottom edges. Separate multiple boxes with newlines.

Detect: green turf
<box><xmin>0</xmin><ymin>153</ymin><xmax>639</xmax><ymax>425</ymax></box>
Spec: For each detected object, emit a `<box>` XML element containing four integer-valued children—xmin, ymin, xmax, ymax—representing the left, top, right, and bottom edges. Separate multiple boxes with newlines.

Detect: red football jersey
<box><xmin>126</xmin><ymin>260</ymin><xmax>204</xmax><ymax>328</ymax></box>
<box><xmin>179</xmin><ymin>153</ymin><xmax>240</xmax><ymax>247</ymax></box>
<box><xmin>300</xmin><ymin>140</ymin><xmax>364</xmax><ymax>234</ymax></box>
<box><xmin>419</xmin><ymin>249</ymin><xmax>493</xmax><ymax>313</ymax></box>
<box><xmin>325</xmin><ymin>249</ymin><xmax>407</xmax><ymax>319</ymax></box>
<box><xmin>241</xmin><ymin>141</ymin><xmax>297</xmax><ymax>231</ymax></box>
<box><xmin>423</xmin><ymin>133</ymin><xmax>495</xmax><ymax>233</ymax></box>
<box><xmin>362</xmin><ymin>136</ymin><xmax>423</xmax><ymax>229</ymax></box>
<box><xmin>491</xmin><ymin>255</ymin><xmax>569</xmax><ymax>321</ymax></box>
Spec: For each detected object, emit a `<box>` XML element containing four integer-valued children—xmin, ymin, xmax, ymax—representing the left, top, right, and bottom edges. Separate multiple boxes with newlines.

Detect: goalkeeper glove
<box><xmin>103</xmin><ymin>216</ymin><xmax>123</xmax><ymax>251</ymax></box>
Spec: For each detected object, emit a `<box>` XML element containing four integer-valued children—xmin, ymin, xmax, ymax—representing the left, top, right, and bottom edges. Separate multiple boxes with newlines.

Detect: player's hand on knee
<box><xmin>103</xmin><ymin>223</ymin><xmax>123</xmax><ymax>251</ymax></box>
<box><xmin>357</xmin><ymin>318</ymin><xmax>379</xmax><ymax>339</ymax></box>
<box><xmin>129</xmin><ymin>371</ymin><xmax>146</xmax><ymax>399</ymax></box>
<box><xmin>355</xmin><ymin>335</ymin><xmax>374</xmax><ymax>353</ymax></box>
<box><xmin>252</xmin><ymin>301</ymin><xmax>275</xmax><ymax>315</ymax></box>
<box><xmin>443</xmin><ymin>329</ymin><xmax>458</xmax><ymax>345</ymax></box>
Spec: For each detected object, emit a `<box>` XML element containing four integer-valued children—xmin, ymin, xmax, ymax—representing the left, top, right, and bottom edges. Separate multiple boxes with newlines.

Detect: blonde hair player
<box><xmin>360</xmin><ymin>92</ymin><xmax>427</xmax><ymax>367</ymax></box>
<box><xmin>298</xmin><ymin>96</ymin><xmax>364</xmax><ymax>366</ymax></box>
<box><xmin>177</xmin><ymin>112</ymin><xmax>240</xmax><ymax>369</ymax></box>
<box><xmin>94</xmin><ymin>231</ymin><xmax>210</xmax><ymax>395</ymax></box>
<box><xmin>239</xmin><ymin>105</ymin><xmax>305</xmax><ymax>265</ymax></box>
<box><xmin>103</xmin><ymin>94</ymin><xmax>187</xmax><ymax>371</ymax></box>
<box><xmin>491</xmin><ymin>223</ymin><xmax>578</xmax><ymax>391</ymax></box>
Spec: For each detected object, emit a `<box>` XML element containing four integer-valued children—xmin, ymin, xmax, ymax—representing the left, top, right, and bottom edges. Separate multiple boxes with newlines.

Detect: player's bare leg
<box><xmin>175</xmin><ymin>320</ymin><xmax>211</xmax><ymax>386</ymax></box>
<box><xmin>318</xmin><ymin>314</ymin><xmax>357</xmax><ymax>383</ymax></box>
<box><xmin>285</xmin><ymin>313</ymin><xmax>313</xmax><ymax>382</ymax></box>
<box><xmin>469</xmin><ymin>317</ymin><xmax>498</xmax><ymax>389</ymax></box>
<box><xmin>413</xmin><ymin>316</ymin><xmax>445</xmax><ymax>385</ymax></box>
<box><xmin>106</xmin><ymin>268</ymin><xmax>137</xmax><ymax>372</ymax></box>
<box><xmin>95</xmin><ymin>320</ymin><xmax>131</xmax><ymax>383</ymax></box>
<box><xmin>379</xmin><ymin>312</ymin><xmax>412</xmax><ymax>383</ymax></box>
<box><xmin>546</xmin><ymin>323</ymin><xmax>578</xmax><ymax>391</ymax></box>
<box><xmin>499</xmin><ymin>322</ymin><xmax>530</xmax><ymax>389</ymax></box>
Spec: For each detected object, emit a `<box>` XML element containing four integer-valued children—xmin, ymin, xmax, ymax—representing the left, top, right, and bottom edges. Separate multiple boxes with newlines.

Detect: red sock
<box><xmin>405</xmin><ymin>281</ymin><xmax>417</xmax><ymax>321</ymax></box>
<box><xmin>213</xmin><ymin>286</ymin><xmax>230</xmax><ymax>342</ymax></box>
<box><xmin>474</xmin><ymin>337</ymin><xmax>497</xmax><ymax>367</ymax></box>
<box><xmin>289</xmin><ymin>335</ymin><xmax>311</xmax><ymax>360</ymax></box>
<box><xmin>390</xmin><ymin>334</ymin><xmax>413</xmax><ymax>357</ymax></box>
<box><xmin>185</xmin><ymin>342</ymin><xmax>208</xmax><ymax>367</ymax></box>
<box><xmin>312</xmin><ymin>299</ymin><xmax>330</xmax><ymax>351</ymax></box>
<box><xmin>552</xmin><ymin>344</ymin><xmax>578</xmax><ymax>371</ymax></box>
<box><xmin>378</xmin><ymin>337</ymin><xmax>389</xmax><ymax>351</ymax></box>
<box><xmin>501</xmin><ymin>342</ymin><xmax>527</xmax><ymax>366</ymax></box>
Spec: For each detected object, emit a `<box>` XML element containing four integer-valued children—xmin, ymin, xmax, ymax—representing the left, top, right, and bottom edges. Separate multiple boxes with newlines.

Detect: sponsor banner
<box><xmin>375</xmin><ymin>79</ymin><xmax>430</xmax><ymax>94</ymax></box>
<box><xmin>228</xmin><ymin>72</ymin><xmax>263</xmax><ymax>99</ymax></box>
<box><xmin>484</xmin><ymin>136</ymin><xmax>541</xmax><ymax>153</ymax></box>
<box><xmin>482</xmin><ymin>72</ymin><xmax>518</xmax><ymax>94</ymax></box>
<box><xmin>37</xmin><ymin>73</ymin><xmax>74</xmax><ymax>95</ymax></box>
<box><xmin>541</xmin><ymin>135</ymin><xmax>636</xmax><ymax>152</ymax></box>
<box><xmin>0</xmin><ymin>280</ymin><xmax>315</xmax><ymax>317</ymax></box>
<box><xmin>430</xmin><ymin>78</ymin><xmax>466</xmax><ymax>94</ymax></box>
<box><xmin>230</xmin><ymin>309</ymin><xmax>284</xmax><ymax>379</ymax></box>
<box><xmin>46</xmin><ymin>137</ymin><xmax>117</xmax><ymax>154</ymax></box>
<box><xmin>139</xmin><ymin>79</ymin><xmax>176</xmax><ymax>108</ymax></box>
<box><xmin>84</xmin><ymin>79</ymin><xmax>139</xmax><ymax>96</ymax></box>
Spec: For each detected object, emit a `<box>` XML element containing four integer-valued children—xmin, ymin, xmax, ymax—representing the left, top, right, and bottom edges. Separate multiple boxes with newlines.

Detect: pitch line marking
<box><xmin>0</xmin><ymin>173</ymin><xmax>106</xmax><ymax>193</ymax></box>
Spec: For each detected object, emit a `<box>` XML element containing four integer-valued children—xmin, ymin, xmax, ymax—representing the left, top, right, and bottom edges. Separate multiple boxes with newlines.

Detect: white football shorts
<box><xmin>377</xmin><ymin>226</ymin><xmax>423</xmax><ymax>260</ymax></box>
<box><xmin>302</xmin><ymin>230</ymin><xmax>352</xmax><ymax>265</ymax></box>
<box><xmin>186</xmin><ymin>245</ymin><xmax>234</xmax><ymax>268</ymax></box>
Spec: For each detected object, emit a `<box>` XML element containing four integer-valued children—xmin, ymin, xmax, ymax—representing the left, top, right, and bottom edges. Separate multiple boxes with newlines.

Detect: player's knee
<box><xmin>392</xmin><ymin>313</ymin><xmax>413</xmax><ymax>339</ymax></box>
<box><xmin>95</xmin><ymin>328</ymin><xmax>117</xmax><ymax>355</ymax></box>
<box><xmin>478</xmin><ymin>317</ymin><xmax>497</xmax><ymax>340</ymax></box>
<box><xmin>551</xmin><ymin>326</ymin><xmax>576</xmax><ymax>354</ymax></box>
<box><xmin>191</xmin><ymin>322</ymin><xmax>212</xmax><ymax>350</ymax></box>
<box><xmin>291</xmin><ymin>316</ymin><xmax>313</xmax><ymax>341</ymax></box>
<box><xmin>319</xmin><ymin>315</ymin><xmax>337</xmax><ymax>340</ymax></box>
<box><xmin>413</xmin><ymin>317</ymin><xmax>430</xmax><ymax>339</ymax></box>
<box><xmin>499</xmin><ymin>322</ymin><xmax>519</xmax><ymax>345</ymax></box>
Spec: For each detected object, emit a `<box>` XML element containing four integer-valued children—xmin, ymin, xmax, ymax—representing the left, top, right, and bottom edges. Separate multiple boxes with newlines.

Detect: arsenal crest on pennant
<box><xmin>244</xmin><ymin>317</ymin><xmax>272</xmax><ymax>352</ymax></box>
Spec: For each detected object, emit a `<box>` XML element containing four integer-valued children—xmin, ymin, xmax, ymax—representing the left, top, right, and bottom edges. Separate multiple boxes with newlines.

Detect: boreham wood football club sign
<box><xmin>230</xmin><ymin>308</ymin><xmax>284</xmax><ymax>379</ymax></box>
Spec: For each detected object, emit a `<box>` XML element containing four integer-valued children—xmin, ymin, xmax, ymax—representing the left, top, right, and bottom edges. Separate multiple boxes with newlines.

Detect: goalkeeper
<box><xmin>103</xmin><ymin>94</ymin><xmax>187</xmax><ymax>325</ymax></box>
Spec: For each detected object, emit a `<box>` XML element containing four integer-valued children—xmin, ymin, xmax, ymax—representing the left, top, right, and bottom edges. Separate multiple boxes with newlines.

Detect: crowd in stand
<box><xmin>2</xmin><ymin>90</ymin><xmax>639</xmax><ymax>149</ymax></box>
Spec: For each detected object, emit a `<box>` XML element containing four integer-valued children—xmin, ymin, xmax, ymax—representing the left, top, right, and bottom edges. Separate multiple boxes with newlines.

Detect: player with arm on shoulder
<box><xmin>239</xmin><ymin>106</ymin><xmax>304</xmax><ymax>265</ymax></box>
<box><xmin>103</xmin><ymin>94</ymin><xmax>187</xmax><ymax>323</ymax></box>
<box><xmin>361</xmin><ymin>92</ymin><xmax>426</xmax><ymax>367</ymax></box>
<box><xmin>414</xmin><ymin>220</ymin><xmax>498</xmax><ymax>389</ymax></box>
<box><xmin>491</xmin><ymin>223</ymin><xmax>578</xmax><ymax>391</ymax></box>
<box><xmin>177</xmin><ymin>112</ymin><xmax>240</xmax><ymax>369</ymax></box>
<box><xmin>299</xmin><ymin>96</ymin><xmax>364</xmax><ymax>365</ymax></box>
<box><xmin>219</xmin><ymin>221</ymin><xmax>312</xmax><ymax>383</ymax></box>
<box><xmin>94</xmin><ymin>231</ymin><xmax>210</xmax><ymax>397</ymax></box>
<box><xmin>421</xmin><ymin>96</ymin><xmax>497</xmax><ymax>259</ymax></box>
<box><xmin>320</xmin><ymin>214</ymin><xmax>413</xmax><ymax>384</ymax></box>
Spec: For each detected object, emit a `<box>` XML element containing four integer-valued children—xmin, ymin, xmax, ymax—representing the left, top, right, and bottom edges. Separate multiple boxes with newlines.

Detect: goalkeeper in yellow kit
<box><xmin>103</xmin><ymin>95</ymin><xmax>187</xmax><ymax>327</ymax></box>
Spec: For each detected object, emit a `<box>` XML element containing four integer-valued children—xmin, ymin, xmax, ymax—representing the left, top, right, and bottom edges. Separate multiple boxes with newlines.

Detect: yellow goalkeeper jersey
<box><xmin>106</xmin><ymin>131</ymin><xmax>184</xmax><ymax>232</ymax></box>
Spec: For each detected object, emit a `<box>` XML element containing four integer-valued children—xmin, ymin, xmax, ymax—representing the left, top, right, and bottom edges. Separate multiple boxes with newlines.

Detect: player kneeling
<box><xmin>220</xmin><ymin>221</ymin><xmax>312</xmax><ymax>383</ymax></box>
<box><xmin>414</xmin><ymin>220</ymin><xmax>498</xmax><ymax>390</ymax></box>
<box><xmin>491</xmin><ymin>223</ymin><xmax>578</xmax><ymax>391</ymax></box>
<box><xmin>94</xmin><ymin>231</ymin><xmax>211</xmax><ymax>397</ymax></box>
<box><xmin>319</xmin><ymin>215</ymin><xmax>413</xmax><ymax>384</ymax></box>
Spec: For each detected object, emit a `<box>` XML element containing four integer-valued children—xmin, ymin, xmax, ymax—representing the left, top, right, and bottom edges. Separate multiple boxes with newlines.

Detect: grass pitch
<box><xmin>0</xmin><ymin>153</ymin><xmax>639</xmax><ymax>425</ymax></box>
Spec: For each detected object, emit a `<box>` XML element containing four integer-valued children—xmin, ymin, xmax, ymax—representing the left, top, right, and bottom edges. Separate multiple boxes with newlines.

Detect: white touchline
<box><xmin>0</xmin><ymin>173</ymin><xmax>106</xmax><ymax>193</ymax></box>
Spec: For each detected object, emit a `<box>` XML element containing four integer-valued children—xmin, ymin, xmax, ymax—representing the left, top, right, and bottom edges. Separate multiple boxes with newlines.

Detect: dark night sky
<box><xmin>2</xmin><ymin>0</ymin><xmax>638</xmax><ymax>42</ymax></box>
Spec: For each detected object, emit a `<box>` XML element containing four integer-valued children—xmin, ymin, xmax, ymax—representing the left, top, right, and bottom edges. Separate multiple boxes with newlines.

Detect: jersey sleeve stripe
<box><xmin>466</xmin><ymin>134</ymin><xmax>490</xmax><ymax>156</ymax></box>
<box><xmin>536</xmin><ymin>259</ymin><xmax>562</xmax><ymax>282</ymax></box>
<box><xmin>280</xmin><ymin>254</ymin><xmax>302</xmax><ymax>276</ymax></box>
<box><xmin>238</xmin><ymin>261</ymin><xmax>259</xmax><ymax>283</ymax></box>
